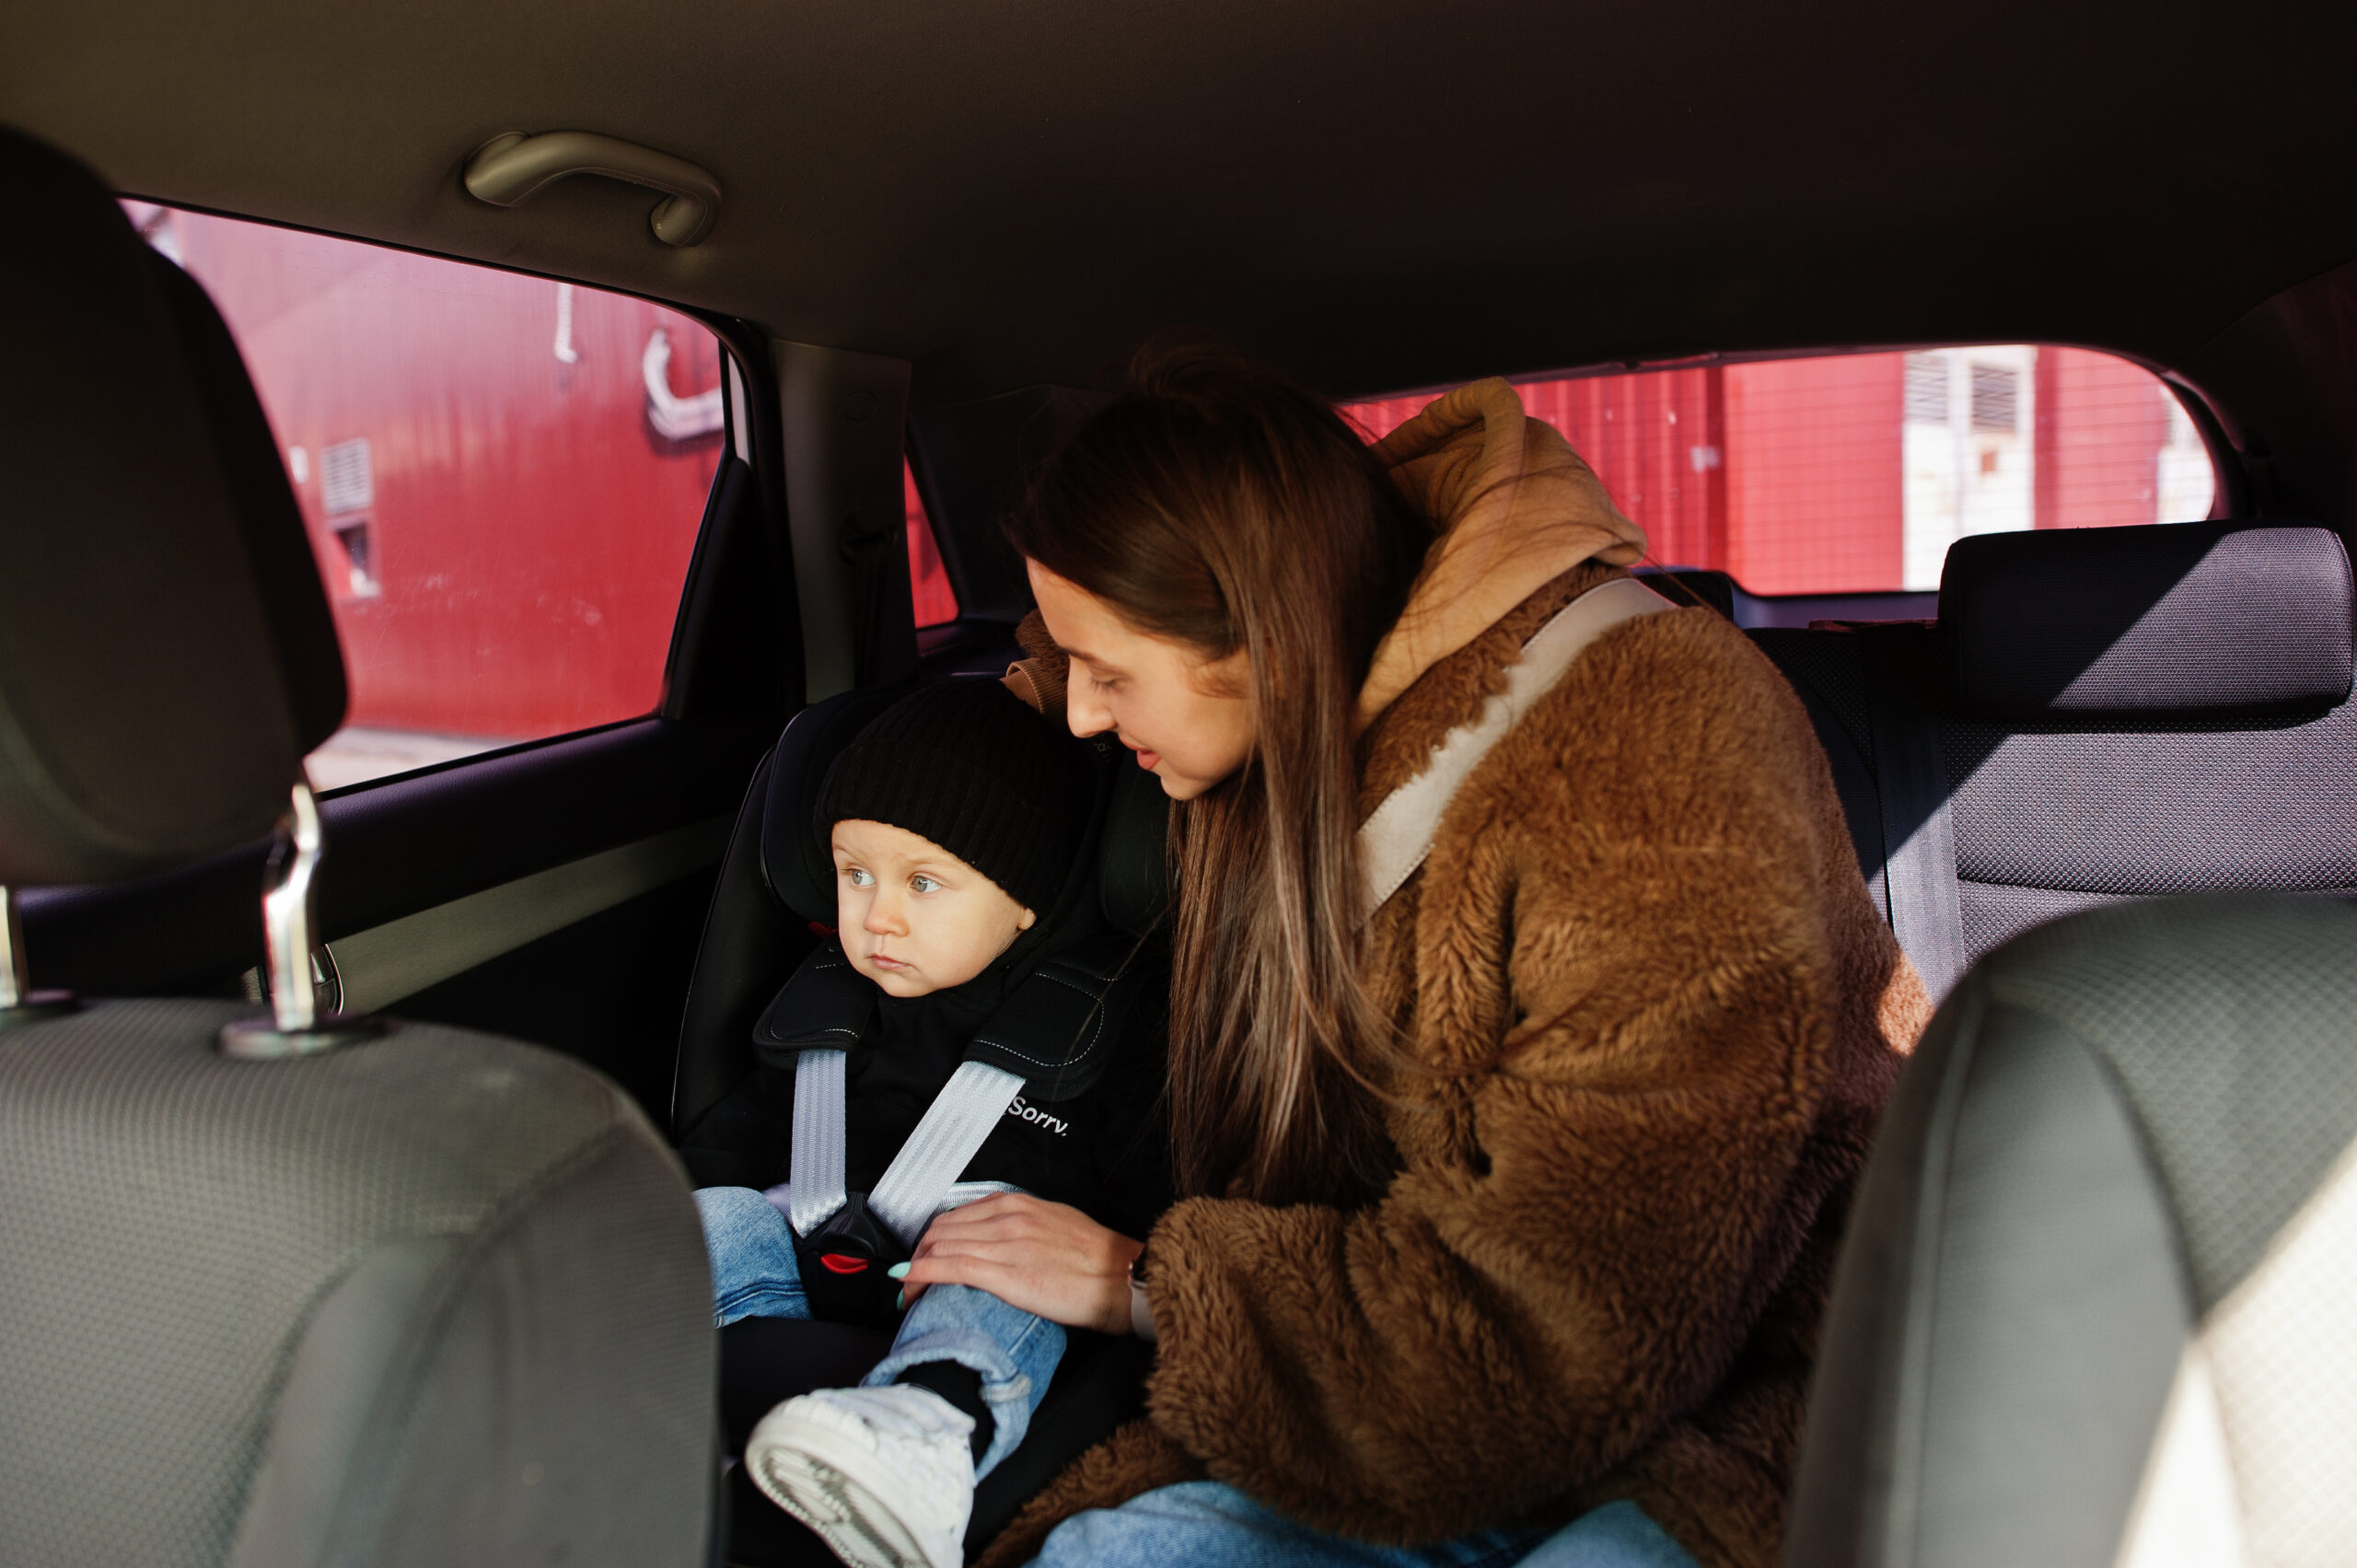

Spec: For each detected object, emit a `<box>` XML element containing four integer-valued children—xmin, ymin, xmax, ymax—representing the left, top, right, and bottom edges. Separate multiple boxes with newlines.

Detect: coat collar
<box><xmin>1357</xmin><ymin>378</ymin><xmax>1646</xmax><ymax>733</ymax></box>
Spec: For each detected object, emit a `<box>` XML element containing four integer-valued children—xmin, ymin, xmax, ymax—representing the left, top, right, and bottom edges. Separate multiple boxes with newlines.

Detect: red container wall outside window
<box><xmin>1345</xmin><ymin>347</ymin><xmax>2213</xmax><ymax>597</ymax></box>
<box><xmin>132</xmin><ymin>204</ymin><xmax>725</xmax><ymax>787</ymax></box>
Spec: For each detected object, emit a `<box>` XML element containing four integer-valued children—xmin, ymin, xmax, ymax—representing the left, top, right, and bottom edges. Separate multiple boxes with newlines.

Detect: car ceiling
<box><xmin>5</xmin><ymin>0</ymin><xmax>2357</xmax><ymax>407</ymax></box>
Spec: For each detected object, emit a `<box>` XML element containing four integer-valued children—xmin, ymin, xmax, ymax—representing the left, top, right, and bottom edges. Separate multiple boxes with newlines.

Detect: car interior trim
<box><xmin>775</xmin><ymin>338</ymin><xmax>920</xmax><ymax>702</ymax></box>
<box><xmin>326</xmin><ymin>812</ymin><xmax>734</xmax><ymax>1015</ymax></box>
<box><xmin>462</xmin><ymin>129</ymin><xmax>722</xmax><ymax>247</ymax></box>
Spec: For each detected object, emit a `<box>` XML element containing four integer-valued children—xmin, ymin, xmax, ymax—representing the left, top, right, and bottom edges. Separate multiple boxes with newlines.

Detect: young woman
<box><xmin>898</xmin><ymin>351</ymin><xmax>1929</xmax><ymax>1568</ymax></box>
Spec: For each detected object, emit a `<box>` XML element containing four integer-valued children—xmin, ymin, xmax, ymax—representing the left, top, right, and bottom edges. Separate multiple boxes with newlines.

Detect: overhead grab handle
<box><xmin>464</xmin><ymin>130</ymin><xmax>721</xmax><ymax>247</ymax></box>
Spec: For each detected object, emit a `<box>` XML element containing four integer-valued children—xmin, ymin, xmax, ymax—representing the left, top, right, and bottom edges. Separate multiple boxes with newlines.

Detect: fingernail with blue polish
<box><xmin>895</xmin><ymin>1289</ymin><xmax>905</xmax><ymax>1309</ymax></box>
<box><xmin>887</xmin><ymin>1262</ymin><xmax>911</xmax><ymax>1279</ymax></box>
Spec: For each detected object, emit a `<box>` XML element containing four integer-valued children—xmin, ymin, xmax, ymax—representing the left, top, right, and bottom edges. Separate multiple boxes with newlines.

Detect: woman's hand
<box><xmin>895</xmin><ymin>1193</ymin><xmax>1143</xmax><ymax>1335</ymax></box>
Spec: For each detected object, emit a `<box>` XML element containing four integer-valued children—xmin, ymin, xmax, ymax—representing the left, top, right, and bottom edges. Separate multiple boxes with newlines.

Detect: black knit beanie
<box><xmin>815</xmin><ymin>679</ymin><xmax>1083</xmax><ymax>913</ymax></box>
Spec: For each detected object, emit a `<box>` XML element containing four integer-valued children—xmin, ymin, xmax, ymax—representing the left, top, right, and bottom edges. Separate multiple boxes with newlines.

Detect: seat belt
<box><xmin>1863</xmin><ymin>623</ymin><xmax>1968</xmax><ymax>1001</ymax></box>
<box><xmin>766</xmin><ymin>931</ymin><xmax>1144</xmax><ymax>1253</ymax></box>
<box><xmin>865</xmin><ymin>1061</ymin><xmax>1027</xmax><ymax>1246</ymax></box>
<box><xmin>788</xmin><ymin>1048</ymin><xmax>850</xmax><ymax>1237</ymax></box>
<box><xmin>788</xmin><ymin>1053</ymin><xmax>1025</xmax><ymax>1248</ymax></box>
<box><xmin>1356</xmin><ymin>576</ymin><xmax>1673</xmax><ymax>928</ymax></box>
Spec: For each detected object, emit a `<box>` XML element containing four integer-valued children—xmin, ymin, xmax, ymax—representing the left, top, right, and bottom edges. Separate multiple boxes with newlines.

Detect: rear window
<box><xmin>128</xmin><ymin>203</ymin><xmax>726</xmax><ymax>789</ymax></box>
<box><xmin>1344</xmin><ymin>346</ymin><xmax>2216</xmax><ymax>595</ymax></box>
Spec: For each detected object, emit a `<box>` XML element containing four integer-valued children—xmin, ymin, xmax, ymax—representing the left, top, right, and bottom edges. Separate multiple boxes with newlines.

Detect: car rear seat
<box><xmin>1749</xmin><ymin>519</ymin><xmax>2357</xmax><ymax>1001</ymax></box>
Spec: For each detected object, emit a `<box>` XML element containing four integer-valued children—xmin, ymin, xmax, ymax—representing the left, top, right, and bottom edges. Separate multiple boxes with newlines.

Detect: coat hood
<box><xmin>1357</xmin><ymin>378</ymin><xmax>1648</xmax><ymax>730</ymax></box>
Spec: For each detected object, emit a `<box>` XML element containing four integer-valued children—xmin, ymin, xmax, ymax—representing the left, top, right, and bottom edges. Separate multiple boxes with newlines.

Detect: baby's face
<box><xmin>830</xmin><ymin>819</ymin><xmax>1037</xmax><ymax>997</ymax></box>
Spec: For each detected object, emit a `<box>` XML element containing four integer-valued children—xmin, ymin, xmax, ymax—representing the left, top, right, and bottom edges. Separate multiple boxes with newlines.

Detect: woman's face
<box><xmin>1027</xmin><ymin>562</ymin><xmax>1255</xmax><ymax>801</ymax></box>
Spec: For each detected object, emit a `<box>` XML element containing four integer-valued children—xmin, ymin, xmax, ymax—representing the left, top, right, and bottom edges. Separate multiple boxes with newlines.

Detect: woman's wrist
<box><xmin>1123</xmin><ymin>1238</ymin><xmax>1155</xmax><ymax>1342</ymax></box>
<box><xmin>1103</xmin><ymin>1235</ymin><xmax>1148</xmax><ymax>1336</ymax></box>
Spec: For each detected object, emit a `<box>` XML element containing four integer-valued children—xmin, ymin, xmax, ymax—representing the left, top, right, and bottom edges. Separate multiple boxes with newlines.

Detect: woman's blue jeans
<box><xmin>696</xmin><ymin>1185</ymin><xmax>1063</xmax><ymax>1479</ymax></box>
<box><xmin>1027</xmin><ymin>1483</ymin><xmax>1699</xmax><ymax>1568</ymax></box>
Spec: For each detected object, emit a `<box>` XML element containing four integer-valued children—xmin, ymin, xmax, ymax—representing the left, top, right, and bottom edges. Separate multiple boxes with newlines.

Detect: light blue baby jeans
<box><xmin>1028</xmin><ymin>1482</ymin><xmax>1700</xmax><ymax>1568</ymax></box>
<box><xmin>695</xmin><ymin>1184</ymin><xmax>1063</xmax><ymax>1479</ymax></box>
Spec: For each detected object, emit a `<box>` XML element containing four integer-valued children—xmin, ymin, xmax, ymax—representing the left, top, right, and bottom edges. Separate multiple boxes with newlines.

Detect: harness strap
<box><xmin>1356</xmin><ymin>576</ymin><xmax>1673</xmax><ymax>928</ymax></box>
<box><xmin>761</xmin><ymin>919</ymin><xmax>1143</xmax><ymax>1249</ymax></box>
<box><xmin>865</xmin><ymin>1061</ymin><xmax>1028</xmax><ymax>1249</ymax></box>
<box><xmin>788</xmin><ymin>1048</ymin><xmax>850</xmax><ymax>1237</ymax></box>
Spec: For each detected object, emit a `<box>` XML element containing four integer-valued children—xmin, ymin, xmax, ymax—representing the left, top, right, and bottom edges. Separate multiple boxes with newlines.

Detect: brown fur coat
<box><xmin>981</xmin><ymin>385</ymin><xmax>1926</xmax><ymax>1568</ymax></box>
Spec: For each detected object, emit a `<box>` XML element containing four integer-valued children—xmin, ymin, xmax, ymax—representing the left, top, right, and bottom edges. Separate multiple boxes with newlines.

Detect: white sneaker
<box><xmin>744</xmin><ymin>1384</ymin><xmax>977</xmax><ymax>1568</ymax></box>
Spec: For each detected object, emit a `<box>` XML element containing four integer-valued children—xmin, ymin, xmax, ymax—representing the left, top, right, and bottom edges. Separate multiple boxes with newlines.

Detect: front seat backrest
<box><xmin>1786</xmin><ymin>892</ymin><xmax>2357</xmax><ymax>1567</ymax></box>
<box><xmin>0</xmin><ymin>125</ymin><xmax>713</xmax><ymax>1568</ymax></box>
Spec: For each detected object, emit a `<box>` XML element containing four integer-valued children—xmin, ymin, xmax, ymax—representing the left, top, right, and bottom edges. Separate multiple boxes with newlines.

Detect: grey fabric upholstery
<box><xmin>1942</xmin><ymin>520</ymin><xmax>2354</xmax><ymax>717</ymax></box>
<box><xmin>0</xmin><ymin>1001</ymin><xmax>714</xmax><ymax>1567</ymax></box>
<box><xmin>1751</xmin><ymin>522</ymin><xmax>2357</xmax><ymax>994</ymax></box>
<box><xmin>0</xmin><ymin>126</ymin><xmax>715</xmax><ymax>1568</ymax></box>
<box><xmin>1786</xmin><ymin>894</ymin><xmax>2357</xmax><ymax>1568</ymax></box>
<box><xmin>1944</xmin><ymin>696</ymin><xmax>2357</xmax><ymax>956</ymax></box>
<box><xmin>0</xmin><ymin>126</ymin><xmax>341</xmax><ymax>886</ymax></box>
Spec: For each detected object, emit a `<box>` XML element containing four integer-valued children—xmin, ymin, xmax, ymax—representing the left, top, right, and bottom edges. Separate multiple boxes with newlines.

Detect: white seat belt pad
<box><xmin>1356</xmin><ymin>576</ymin><xmax>1673</xmax><ymax>927</ymax></box>
<box><xmin>865</xmin><ymin>1061</ymin><xmax>1027</xmax><ymax>1249</ymax></box>
<box><xmin>788</xmin><ymin>1049</ymin><xmax>850</xmax><ymax>1237</ymax></box>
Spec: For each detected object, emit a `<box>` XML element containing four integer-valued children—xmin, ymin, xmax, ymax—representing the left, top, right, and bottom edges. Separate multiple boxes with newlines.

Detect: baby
<box><xmin>682</xmin><ymin>678</ymin><xmax>1167</xmax><ymax>1568</ymax></box>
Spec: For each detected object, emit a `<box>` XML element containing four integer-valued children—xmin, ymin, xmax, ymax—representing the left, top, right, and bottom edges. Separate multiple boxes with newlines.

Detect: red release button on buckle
<box><xmin>818</xmin><ymin>1253</ymin><xmax>869</xmax><ymax>1275</ymax></box>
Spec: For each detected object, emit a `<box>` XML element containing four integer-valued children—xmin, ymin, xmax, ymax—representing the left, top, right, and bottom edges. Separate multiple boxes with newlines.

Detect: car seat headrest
<box><xmin>1940</xmin><ymin>520</ymin><xmax>2354</xmax><ymax>720</ymax></box>
<box><xmin>0</xmin><ymin>127</ymin><xmax>346</xmax><ymax>887</ymax></box>
<box><xmin>760</xmin><ymin>682</ymin><xmax>1169</xmax><ymax>936</ymax></box>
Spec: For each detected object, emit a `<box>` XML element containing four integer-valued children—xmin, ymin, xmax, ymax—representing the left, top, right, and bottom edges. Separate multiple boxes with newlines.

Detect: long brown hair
<box><xmin>1006</xmin><ymin>348</ymin><xmax>1431</xmax><ymax>1205</ymax></box>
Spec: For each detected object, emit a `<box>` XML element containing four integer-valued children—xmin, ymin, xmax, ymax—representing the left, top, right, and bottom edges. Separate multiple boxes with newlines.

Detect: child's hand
<box><xmin>894</xmin><ymin>1193</ymin><xmax>1143</xmax><ymax>1335</ymax></box>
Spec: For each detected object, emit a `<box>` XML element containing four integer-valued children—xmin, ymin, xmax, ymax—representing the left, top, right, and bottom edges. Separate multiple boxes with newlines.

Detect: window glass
<box><xmin>1344</xmin><ymin>346</ymin><xmax>2215</xmax><ymax>595</ymax></box>
<box><xmin>905</xmin><ymin>458</ymin><xmax>960</xmax><ymax>626</ymax></box>
<box><xmin>127</xmin><ymin>203</ymin><xmax>725</xmax><ymax>789</ymax></box>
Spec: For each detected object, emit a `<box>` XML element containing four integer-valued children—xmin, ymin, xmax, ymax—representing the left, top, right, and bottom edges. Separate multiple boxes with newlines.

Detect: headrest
<box><xmin>761</xmin><ymin>681</ymin><xmax>1167</xmax><ymax>935</ymax></box>
<box><xmin>0</xmin><ymin>128</ymin><xmax>346</xmax><ymax>886</ymax></box>
<box><xmin>1941</xmin><ymin>521</ymin><xmax>2354</xmax><ymax>719</ymax></box>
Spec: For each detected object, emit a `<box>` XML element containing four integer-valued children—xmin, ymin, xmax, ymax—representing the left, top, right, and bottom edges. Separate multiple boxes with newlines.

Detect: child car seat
<box><xmin>668</xmin><ymin>680</ymin><xmax>1170</xmax><ymax>1563</ymax></box>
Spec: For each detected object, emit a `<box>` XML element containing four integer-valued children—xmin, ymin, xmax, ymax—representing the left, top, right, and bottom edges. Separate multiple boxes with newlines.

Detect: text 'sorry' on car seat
<box><xmin>0</xmin><ymin>124</ymin><xmax>714</xmax><ymax>1568</ymax></box>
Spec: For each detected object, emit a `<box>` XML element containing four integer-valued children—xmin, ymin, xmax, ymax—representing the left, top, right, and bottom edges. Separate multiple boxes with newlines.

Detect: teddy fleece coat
<box><xmin>983</xmin><ymin>381</ymin><xmax>1928</xmax><ymax>1568</ymax></box>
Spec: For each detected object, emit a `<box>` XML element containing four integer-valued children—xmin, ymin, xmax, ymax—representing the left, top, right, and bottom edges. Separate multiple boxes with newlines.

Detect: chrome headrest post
<box><xmin>221</xmin><ymin>780</ymin><xmax>383</xmax><ymax>1059</ymax></box>
<box><xmin>0</xmin><ymin>885</ymin><xmax>25</xmax><ymax>1011</ymax></box>
<box><xmin>0</xmin><ymin>885</ymin><xmax>77</xmax><ymax>1027</ymax></box>
<box><xmin>262</xmin><ymin>781</ymin><xmax>325</xmax><ymax>1032</ymax></box>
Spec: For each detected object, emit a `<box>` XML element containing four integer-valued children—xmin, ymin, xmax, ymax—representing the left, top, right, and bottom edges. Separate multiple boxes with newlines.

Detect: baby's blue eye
<box><xmin>845</xmin><ymin>867</ymin><xmax>873</xmax><ymax>887</ymax></box>
<box><xmin>910</xmin><ymin>875</ymin><xmax>939</xmax><ymax>894</ymax></box>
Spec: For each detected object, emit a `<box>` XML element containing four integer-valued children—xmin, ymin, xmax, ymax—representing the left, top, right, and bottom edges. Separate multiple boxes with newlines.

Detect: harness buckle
<box><xmin>793</xmin><ymin>1191</ymin><xmax>909</xmax><ymax>1327</ymax></box>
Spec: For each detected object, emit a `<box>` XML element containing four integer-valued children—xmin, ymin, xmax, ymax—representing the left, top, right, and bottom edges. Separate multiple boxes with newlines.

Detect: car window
<box><xmin>127</xmin><ymin>203</ymin><xmax>726</xmax><ymax>790</ymax></box>
<box><xmin>905</xmin><ymin>458</ymin><xmax>958</xmax><ymax>627</ymax></box>
<box><xmin>1344</xmin><ymin>346</ymin><xmax>2217</xmax><ymax>594</ymax></box>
